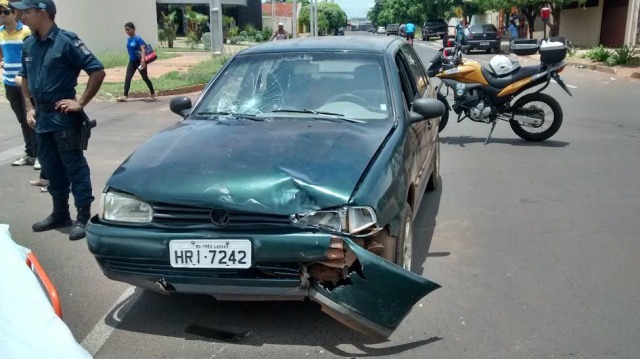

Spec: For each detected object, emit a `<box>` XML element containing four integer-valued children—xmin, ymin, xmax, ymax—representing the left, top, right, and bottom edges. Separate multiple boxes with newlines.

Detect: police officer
<box><xmin>13</xmin><ymin>0</ymin><xmax>105</xmax><ymax>241</ymax></box>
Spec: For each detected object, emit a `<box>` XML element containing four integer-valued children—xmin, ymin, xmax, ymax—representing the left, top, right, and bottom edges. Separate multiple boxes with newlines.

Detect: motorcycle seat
<box><xmin>482</xmin><ymin>65</ymin><xmax>544</xmax><ymax>89</ymax></box>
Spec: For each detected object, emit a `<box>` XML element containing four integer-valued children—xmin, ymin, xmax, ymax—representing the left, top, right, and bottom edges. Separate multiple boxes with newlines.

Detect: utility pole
<box><xmin>314</xmin><ymin>0</ymin><xmax>319</xmax><ymax>36</ymax></box>
<box><xmin>209</xmin><ymin>0</ymin><xmax>222</xmax><ymax>55</ymax></box>
<box><xmin>293</xmin><ymin>0</ymin><xmax>297</xmax><ymax>38</ymax></box>
<box><xmin>310</xmin><ymin>0</ymin><xmax>315</xmax><ymax>37</ymax></box>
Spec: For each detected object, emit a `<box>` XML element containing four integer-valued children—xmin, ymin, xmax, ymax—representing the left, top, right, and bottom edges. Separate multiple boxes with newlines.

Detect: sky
<box><xmin>333</xmin><ymin>0</ymin><xmax>375</xmax><ymax>19</ymax></box>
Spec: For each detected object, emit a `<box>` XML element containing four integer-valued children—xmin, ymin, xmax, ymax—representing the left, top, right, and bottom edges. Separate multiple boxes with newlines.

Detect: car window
<box><xmin>399</xmin><ymin>45</ymin><xmax>429</xmax><ymax>97</ymax></box>
<box><xmin>395</xmin><ymin>52</ymin><xmax>418</xmax><ymax>108</ymax></box>
<box><xmin>195</xmin><ymin>52</ymin><xmax>391</xmax><ymax>121</ymax></box>
<box><xmin>470</xmin><ymin>24</ymin><xmax>497</xmax><ymax>33</ymax></box>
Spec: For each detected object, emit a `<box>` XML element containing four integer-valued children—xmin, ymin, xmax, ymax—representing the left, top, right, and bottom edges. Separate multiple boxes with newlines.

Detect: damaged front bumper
<box><xmin>86</xmin><ymin>217</ymin><xmax>440</xmax><ymax>339</ymax></box>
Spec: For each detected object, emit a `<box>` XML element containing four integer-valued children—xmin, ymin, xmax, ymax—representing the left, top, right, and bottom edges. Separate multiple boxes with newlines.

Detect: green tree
<box><xmin>161</xmin><ymin>11</ymin><xmax>179</xmax><ymax>48</ymax></box>
<box><xmin>185</xmin><ymin>10</ymin><xmax>209</xmax><ymax>41</ymax></box>
<box><xmin>299</xmin><ymin>2</ymin><xmax>346</xmax><ymax>34</ymax></box>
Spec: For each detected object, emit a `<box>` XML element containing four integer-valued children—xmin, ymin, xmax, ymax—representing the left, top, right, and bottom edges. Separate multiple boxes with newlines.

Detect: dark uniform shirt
<box><xmin>19</xmin><ymin>25</ymin><xmax>103</xmax><ymax>133</ymax></box>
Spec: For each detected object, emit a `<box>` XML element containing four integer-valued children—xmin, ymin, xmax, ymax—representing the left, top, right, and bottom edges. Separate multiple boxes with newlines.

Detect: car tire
<box><xmin>422</xmin><ymin>36</ymin><xmax>426</xmax><ymax>41</ymax></box>
<box><xmin>427</xmin><ymin>139</ymin><xmax>440</xmax><ymax>191</ymax></box>
<box><xmin>495</xmin><ymin>47</ymin><xmax>501</xmax><ymax>54</ymax></box>
<box><xmin>394</xmin><ymin>206</ymin><xmax>414</xmax><ymax>272</ymax></box>
<box><xmin>486</xmin><ymin>49</ymin><xmax>492</xmax><ymax>54</ymax></box>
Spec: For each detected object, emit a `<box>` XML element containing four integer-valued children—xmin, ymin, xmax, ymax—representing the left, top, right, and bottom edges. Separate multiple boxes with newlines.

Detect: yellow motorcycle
<box><xmin>427</xmin><ymin>39</ymin><xmax>572</xmax><ymax>143</ymax></box>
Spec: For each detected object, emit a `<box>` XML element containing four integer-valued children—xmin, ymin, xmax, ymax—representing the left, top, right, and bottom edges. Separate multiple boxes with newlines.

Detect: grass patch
<box><xmin>96</xmin><ymin>50</ymin><xmax>180</xmax><ymax>69</ymax></box>
<box><xmin>80</xmin><ymin>55</ymin><xmax>230</xmax><ymax>100</ymax></box>
<box><xmin>158</xmin><ymin>47</ymin><xmax>210</xmax><ymax>53</ymax></box>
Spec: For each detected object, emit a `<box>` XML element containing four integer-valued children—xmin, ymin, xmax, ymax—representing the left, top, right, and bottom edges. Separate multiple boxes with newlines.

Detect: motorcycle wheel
<box><xmin>438</xmin><ymin>97</ymin><xmax>449</xmax><ymax>133</ymax></box>
<box><xmin>509</xmin><ymin>93</ymin><xmax>563</xmax><ymax>141</ymax></box>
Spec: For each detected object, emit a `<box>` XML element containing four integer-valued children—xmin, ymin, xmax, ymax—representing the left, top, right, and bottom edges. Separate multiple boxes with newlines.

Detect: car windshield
<box><xmin>470</xmin><ymin>24</ymin><xmax>497</xmax><ymax>33</ymax></box>
<box><xmin>194</xmin><ymin>52</ymin><xmax>391</xmax><ymax>121</ymax></box>
<box><xmin>425</xmin><ymin>20</ymin><xmax>443</xmax><ymax>25</ymax></box>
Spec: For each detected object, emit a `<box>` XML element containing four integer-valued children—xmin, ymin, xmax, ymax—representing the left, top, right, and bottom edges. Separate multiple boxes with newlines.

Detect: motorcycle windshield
<box><xmin>310</xmin><ymin>237</ymin><xmax>440</xmax><ymax>339</ymax></box>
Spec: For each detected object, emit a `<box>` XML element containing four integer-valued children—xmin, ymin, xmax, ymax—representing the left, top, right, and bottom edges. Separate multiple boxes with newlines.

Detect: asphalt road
<box><xmin>1</xmin><ymin>34</ymin><xmax>639</xmax><ymax>359</ymax></box>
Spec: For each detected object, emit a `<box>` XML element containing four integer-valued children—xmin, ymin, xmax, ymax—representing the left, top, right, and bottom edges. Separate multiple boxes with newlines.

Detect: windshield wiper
<box><xmin>195</xmin><ymin>111</ymin><xmax>265</xmax><ymax>121</ymax></box>
<box><xmin>271</xmin><ymin>109</ymin><xmax>364</xmax><ymax>123</ymax></box>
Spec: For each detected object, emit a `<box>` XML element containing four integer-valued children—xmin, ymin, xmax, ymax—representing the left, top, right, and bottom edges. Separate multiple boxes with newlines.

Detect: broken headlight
<box><xmin>294</xmin><ymin>207</ymin><xmax>378</xmax><ymax>234</ymax></box>
<box><xmin>99</xmin><ymin>190</ymin><xmax>153</xmax><ymax>223</ymax></box>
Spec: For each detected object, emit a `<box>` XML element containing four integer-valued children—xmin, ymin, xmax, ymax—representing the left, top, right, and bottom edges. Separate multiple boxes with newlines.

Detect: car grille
<box><xmin>151</xmin><ymin>202</ymin><xmax>293</xmax><ymax>229</ymax></box>
<box><xmin>103</xmin><ymin>258</ymin><xmax>300</xmax><ymax>279</ymax></box>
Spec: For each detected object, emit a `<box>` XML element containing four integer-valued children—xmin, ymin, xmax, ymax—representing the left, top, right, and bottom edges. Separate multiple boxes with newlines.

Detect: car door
<box><xmin>398</xmin><ymin>45</ymin><xmax>435</xmax><ymax>199</ymax></box>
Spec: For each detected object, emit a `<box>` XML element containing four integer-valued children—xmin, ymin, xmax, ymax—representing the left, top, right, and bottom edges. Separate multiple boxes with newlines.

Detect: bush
<box><xmin>228</xmin><ymin>26</ymin><xmax>239</xmax><ymax>38</ymax></box>
<box><xmin>202</xmin><ymin>32</ymin><xmax>211</xmax><ymax>50</ymax></box>
<box><xmin>158</xmin><ymin>29</ymin><xmax>168</xmax><ymax>43</ymax></box>
<box><xmin>244</xmin><ymin>23</ymin><xmax>257</xmax><ymax>38</ymax></box>
<box><xmin>584</xmin><ymin>45</ymin><xmax>613</xmax><ymax>63</ymax></box>
<box><xmin>254</xmin><ymin>33</ymin><xmax>264</xmax><ymax>42</ymax></box>
<box><xmin>186</xmin><ymin>29</ymin><xmax>200</xmax><ymax>49</ymax></box>
<box><xmin>607</xmin><ymin>45</ymin><xmax>639</xmax><ymax>66</ymax></box>
<box><xmin>239</xmin><ymin>30</ymin><xmax>248</xmax><ymax>39</ymax></box>
<box><xmin>230</xmin><ymin>36</ymin><xmax>244</xmax><ymax>45</ymax></box>
<box><xmin>263</xmin><ymin>26</ymin><xmax>273</xmax><ymax>40</ymax></box>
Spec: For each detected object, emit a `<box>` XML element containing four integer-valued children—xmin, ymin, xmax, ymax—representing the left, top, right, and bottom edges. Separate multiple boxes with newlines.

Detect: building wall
<box><xmin>625</xmin><ymin>0</ymin><xmax>640</xmax><ymax>44</ymax></box>
<box><xmin>56</xmin><ymin>0</ymin><xmax>158</xmax><ymax>53</ymax></box>
<box><xmin>559</xmin><ymin>0</ymin><xmax>604</xmax><ymax>46</ymax></box>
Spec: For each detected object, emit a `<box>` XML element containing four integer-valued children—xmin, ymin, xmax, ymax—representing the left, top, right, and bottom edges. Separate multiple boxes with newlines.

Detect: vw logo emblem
<box><xmin>210</xmin><ymin>210</ymin><xmax>230</xmax><ymax>227</ymax></box>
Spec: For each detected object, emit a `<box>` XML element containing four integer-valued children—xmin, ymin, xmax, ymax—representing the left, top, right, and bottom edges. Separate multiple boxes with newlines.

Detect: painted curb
<box><xmin>128</xmin><ymin>84</ymin><xmax>206</xmax><ymax>99</ymax></box>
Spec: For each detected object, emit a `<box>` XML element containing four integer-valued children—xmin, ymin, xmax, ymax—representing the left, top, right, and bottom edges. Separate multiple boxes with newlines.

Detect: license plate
<box><xmin>169</xmin><ymin>240</ymin><xmax>252</xmax><ymax>268</ymax></box>
<box><xmin>480</xmin><ymin>42</ymin><xmax>490</xmax><ymax>46</ymax></box>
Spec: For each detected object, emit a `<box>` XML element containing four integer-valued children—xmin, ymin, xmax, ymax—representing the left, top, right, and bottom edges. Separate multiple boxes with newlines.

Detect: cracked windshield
<box><xmin>196</xmin><ymin>52</ymin><xmax>390</xmax><ymax>121</ymax></box>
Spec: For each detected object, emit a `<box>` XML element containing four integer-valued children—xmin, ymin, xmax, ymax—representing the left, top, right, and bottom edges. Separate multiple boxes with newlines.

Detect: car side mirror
<box><xmin>410</xmin><ymin>98</ymin><xmax>446</xmax><ymax>123</ymax></box>
<box><xmin>170</xmin><ymin>96</ymin><xmax>192</xmax><ymax>118</ymax></box>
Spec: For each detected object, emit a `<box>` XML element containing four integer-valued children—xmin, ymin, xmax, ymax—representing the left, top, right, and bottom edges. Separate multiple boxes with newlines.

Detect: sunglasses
<box><xmin>0</xmin><ymin>10</ymin><xmax>12</xmax><ymax>15</ymax></box>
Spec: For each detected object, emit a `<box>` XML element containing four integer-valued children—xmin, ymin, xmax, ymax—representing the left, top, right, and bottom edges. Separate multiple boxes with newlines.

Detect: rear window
<box><xmin>470</xmin><ymin>24</ymin><xmax>497</xmax><ymax>33</ymax></box>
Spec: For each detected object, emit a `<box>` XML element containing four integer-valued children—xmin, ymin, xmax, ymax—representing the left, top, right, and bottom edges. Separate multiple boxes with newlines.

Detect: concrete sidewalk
<box><xmin>78</xmin><ymin>44</ymin><xmax>249</xmax><ymax>84</ymax></box>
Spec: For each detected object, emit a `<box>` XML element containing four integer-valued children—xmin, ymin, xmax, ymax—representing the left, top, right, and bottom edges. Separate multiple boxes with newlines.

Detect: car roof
<box><xmin>240</xmin><ymin>36</ymin><xmax>401</xmax><ymax>55</ymax></box>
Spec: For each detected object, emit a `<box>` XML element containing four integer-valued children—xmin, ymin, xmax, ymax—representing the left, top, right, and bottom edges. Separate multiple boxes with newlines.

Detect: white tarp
<box><xmin>0</xmin><ymin>224</ymin><xmax>92</xmax><ymax>359</ymax></box>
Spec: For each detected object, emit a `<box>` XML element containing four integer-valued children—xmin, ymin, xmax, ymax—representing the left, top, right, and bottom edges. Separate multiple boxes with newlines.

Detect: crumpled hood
<box><xmin>106</xmin><ymin>119</ymin><xmax>394</xmax><ymax>215</ymax></box>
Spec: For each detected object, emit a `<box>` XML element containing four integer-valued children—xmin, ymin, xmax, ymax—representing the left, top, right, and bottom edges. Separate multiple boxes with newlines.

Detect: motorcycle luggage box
<box><xmin>540</xmin><ymin>37</ymin><xmax>567</xmax><ymax>64</ymax></box>
<box><xmin>510</xmin><ymin>39</ymin><xmax>539</xmax><ymax>56</ymax></box>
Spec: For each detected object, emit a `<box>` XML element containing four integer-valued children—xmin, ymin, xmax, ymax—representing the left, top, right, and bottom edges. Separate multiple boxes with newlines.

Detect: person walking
<box><xmin>270</xmin><ymin>22</ymin><xmax>288</xmax><ymax>41</ymax></box>
<box><xmin>508</xmin><ymin>20</ymin><xmax>519</xmax><ymax>39</ymax></box>
<box><xmin>0</xmin><ymin>0</ymin><xmax>37</xmax><ymax>168</ymax></box>
<box><xmin>116</xmin><ymin>22</ymin><xmax>155</xmax><ymax>102</ymax></box>
<box><xmin>13</xmin><ymin>0</ymin><xmax>106</xmax><ymax>240</ymax></box>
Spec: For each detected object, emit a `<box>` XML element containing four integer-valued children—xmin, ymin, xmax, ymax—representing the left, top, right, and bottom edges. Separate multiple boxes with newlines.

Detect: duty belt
<box><xmin>36</xmin><ymin>104</ymin><xmax>58</xmax><ymax>112</ymax></box>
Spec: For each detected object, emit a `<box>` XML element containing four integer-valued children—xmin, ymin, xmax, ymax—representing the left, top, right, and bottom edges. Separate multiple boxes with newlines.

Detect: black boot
<box><xmin>33</xmin><ymin>198</ymin><xmax>73</xmax><ymax>232</ymax></box>
<box><xmin>69</xmin><ymin>206</ymin><xmax>91</xmax><ymax>241</ymax></box>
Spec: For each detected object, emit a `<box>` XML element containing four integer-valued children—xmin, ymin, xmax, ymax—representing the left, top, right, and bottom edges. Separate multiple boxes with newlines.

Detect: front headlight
<box><xmin>295</xmin><ymin>206</ymin><xmax>378</xmax><ymax>234</ymax></box>
<box><xmin>99</xmin><ymin>191</ymin><xmax>153</xmax><ymax>223</ymax></box>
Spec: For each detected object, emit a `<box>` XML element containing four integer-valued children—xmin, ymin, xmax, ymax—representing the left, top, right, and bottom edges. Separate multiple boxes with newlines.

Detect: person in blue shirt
<box><xmin>117</xmin><ymin>22</ymin><xmax>155</xmax><ymax>102</ymax></box>
<box><xmin>508</xmin><ymin>21</ymin><xmax>519</xmax><ymax>39</ymax></box>
<box><xmin>404</xmin><ymin>22</ymin><xmax>416</xmax><ymax>45</ymax></box>
<box><xmin>14</xmin><ymin>0</ymin><xmax>106</xmax><ymax>241</ymax></box>
<box><xmin>455</xmin><ymin>19</ymin><xmax>466</xmax><ymax>44</ymax></box>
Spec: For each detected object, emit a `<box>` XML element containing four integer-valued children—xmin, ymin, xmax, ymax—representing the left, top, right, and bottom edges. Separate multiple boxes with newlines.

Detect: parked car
<box><xmin>385</xmin><ymin>23</ymin><xmax>399</xmax><ymax>36</ymax></box>
<box><xmin>421</xmin><ymin>19</ymin><xmax>448</xmax><ymax>40</ymax></box>
<box><xmin>377</xmin><ymin>26</ymin><xmax>386</xmax><ymax>34</ymax></box>
<box><xmin>87</xmin><ymin>36</ymin><xmax>444</xmax><ymax>339</ymax></box>
<box><xmin>463</xmin><ymin>24</ymin><xmax>502</xmax><ymax>54</ymax></box>
<box><xmin>337</xmin><ymin>27</ymin><xmax>345</xmax><ymax>36</ymax></box>
<box><xmin>367</xmin><ymin>28</ymin><xmax>376</xmax><ymax>33</ymax></box>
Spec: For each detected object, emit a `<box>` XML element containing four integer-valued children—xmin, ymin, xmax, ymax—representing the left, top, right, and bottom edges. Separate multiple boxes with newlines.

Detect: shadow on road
<box><xmin>440</xmin><ymin>136</ymin><xmax>570</xmax><ymax>148</ymax></box>
<box><xmin>107</xmin><ymin>288</ymin><xmax>441</xmax><ymax>357</ymax></box>
<box><xmin>412</xmin><ymin>177</ymin><xmax>445</xmax><ymax>276</ymax></box>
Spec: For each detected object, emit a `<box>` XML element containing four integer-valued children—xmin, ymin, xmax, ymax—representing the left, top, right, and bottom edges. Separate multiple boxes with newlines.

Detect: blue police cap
<box><xmin>10</xmin><ymin>0</ymin><xmax>56</xmax><ymax>16</ymax></box>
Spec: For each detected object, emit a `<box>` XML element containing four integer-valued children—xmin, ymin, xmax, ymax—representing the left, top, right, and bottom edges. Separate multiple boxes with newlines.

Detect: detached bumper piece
<box><xmin>308</xmin><ymin>237</ymin><xmax>440</xmax><ymax>339</ymax></box>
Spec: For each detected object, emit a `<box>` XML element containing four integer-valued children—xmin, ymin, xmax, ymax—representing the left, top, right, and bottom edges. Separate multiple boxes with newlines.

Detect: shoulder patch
<box><xmin>60</xmin><ymin>30</ymin><xmax>79</xmax><ymax>39</ymax></box>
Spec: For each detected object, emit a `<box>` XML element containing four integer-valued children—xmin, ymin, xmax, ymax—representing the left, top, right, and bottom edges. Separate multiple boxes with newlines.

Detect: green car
<box><xmin>87</xmin><ymin>36</ymin><xmax>444</xmax><ymax>339</ymax></box>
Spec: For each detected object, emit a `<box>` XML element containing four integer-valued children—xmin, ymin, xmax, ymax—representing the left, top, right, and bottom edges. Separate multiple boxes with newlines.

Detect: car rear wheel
<box><xmin>486</xmin><ymin>49</ymin><xmax>492</xmax><ymax>54</ymax></box>
<box><xmin>394</xmin><ymin>207</ymin><xmax>414</xmax><ymax>272</ymax></box>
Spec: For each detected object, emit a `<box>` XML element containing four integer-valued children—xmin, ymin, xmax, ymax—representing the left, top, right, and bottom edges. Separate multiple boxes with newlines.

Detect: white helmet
<box><xmin>489</xmin><ymin>55</ymin><xmax>519</xmax><ymax>76</ymax></box>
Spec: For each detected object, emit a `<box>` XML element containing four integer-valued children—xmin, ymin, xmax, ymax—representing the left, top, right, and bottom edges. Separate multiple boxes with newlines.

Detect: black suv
<box><xmin>422</xmin><ymin>19</ymin><xmax>447</xmax><ymax>40</ymax></box>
